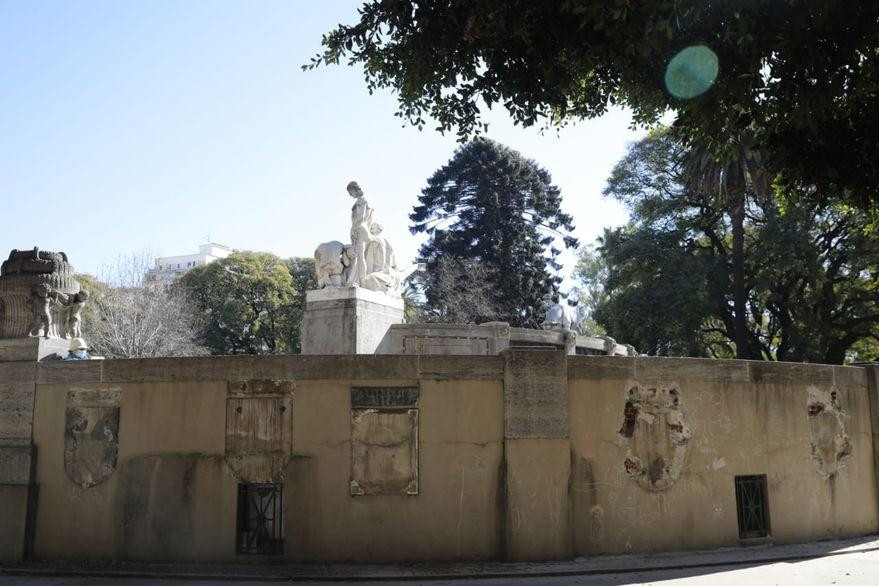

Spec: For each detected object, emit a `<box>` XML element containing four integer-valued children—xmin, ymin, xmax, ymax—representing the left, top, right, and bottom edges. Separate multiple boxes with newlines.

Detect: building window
<box><xmin>735</xmin><ymin>475</ymin><xmax>770</xmax><ymax>539</ymax></box>
<box><xmin>236</xmin><ymin>483</ymin><xmax>283</xmax><ymax>554</ymax></box>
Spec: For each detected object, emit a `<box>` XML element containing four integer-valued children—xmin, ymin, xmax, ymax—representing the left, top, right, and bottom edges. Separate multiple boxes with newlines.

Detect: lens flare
<box><xmin>664</xmin><ymin>45</ymin><xmax>719</xmax><ymax>99</ymax></box>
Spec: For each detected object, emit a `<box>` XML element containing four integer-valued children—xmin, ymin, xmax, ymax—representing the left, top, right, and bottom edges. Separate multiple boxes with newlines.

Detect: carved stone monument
<box><xmin>300</xmin><ymin>183</ymin><xmax>634</xmax><ymax>357</ymax></box>
<box><xmin>541</xmin><ymin>299</ymin><xmax>584</xmax><ymax>355</ymax></box>
<box><xmin>302</xmin><ymin>182</ymin><xmax>420</xmax><ymax>354</ymax></box>
<box><xmin>0</xmin><ymin>247</ymin><xmax>89</xmax><ymax>361</ymax></box>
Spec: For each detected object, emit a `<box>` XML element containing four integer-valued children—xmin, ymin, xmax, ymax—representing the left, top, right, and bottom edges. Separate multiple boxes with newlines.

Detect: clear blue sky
<box><xmin>0</xmin><ymin>0</ymin><xmax>649</xmax><ymax>280</ymax></box>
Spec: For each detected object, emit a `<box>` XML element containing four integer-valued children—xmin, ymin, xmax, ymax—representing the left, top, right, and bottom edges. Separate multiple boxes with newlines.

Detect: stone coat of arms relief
<box><xmin>63</xmin><ymin>389</ymin><xmax>121</xmax><ymax>488</ymax></box>
<box><xmin>618</xmin><ymin>384</ymin><xmax>691</xmax><ymax>491</ymax></box>
<box><xmin>806</xmin><ymin>386</ymin><xmax>852</xmax><ymax>478</ymax></box>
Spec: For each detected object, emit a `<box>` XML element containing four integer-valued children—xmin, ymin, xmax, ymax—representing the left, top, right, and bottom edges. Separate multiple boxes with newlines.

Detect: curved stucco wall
<box><xmin>1</xmin><ymin>354</ymin><xmax>875</xmax><ymax>563</ymax></box>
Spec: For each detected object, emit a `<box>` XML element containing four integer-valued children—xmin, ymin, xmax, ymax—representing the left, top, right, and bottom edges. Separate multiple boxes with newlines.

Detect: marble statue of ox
<box><xmin>541</xmin><ymin>300</ymin><xmax>584</xmax><ymax>334</ymax></box>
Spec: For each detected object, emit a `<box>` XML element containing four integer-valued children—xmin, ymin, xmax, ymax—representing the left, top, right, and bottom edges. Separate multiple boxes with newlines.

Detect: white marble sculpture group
<box><xmin>541</xmin><ymin>299</ymin><xmax>584</xmax><ymax>334</ymax></box>
<box><xmin>314</xmin><ymin>182</ymin><xmax>419</xmax><ymax>298</ymax></box>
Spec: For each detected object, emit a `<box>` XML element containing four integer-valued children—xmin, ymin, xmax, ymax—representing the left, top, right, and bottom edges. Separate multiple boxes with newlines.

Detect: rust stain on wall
<box><xmin>618</xmin><ymin>384</ymin><xmax>690</xmax><ymax>491</ymax></box>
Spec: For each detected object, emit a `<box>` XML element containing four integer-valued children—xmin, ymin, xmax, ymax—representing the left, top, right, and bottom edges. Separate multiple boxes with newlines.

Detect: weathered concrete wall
<box><xmin>381</xmin><ymin>322</ymin><xmax>631</xmax><ymax>356</ymax></box>
<box><xmin>29</xmin><ymin>355</ymin><xmax>504</xmax><ymax>563</ymax></box>
<box><xmin>568</xmin><ymin>357</ymin><xmax>878</xmax><ymax>556</ymax></box>
<box><xmin>0</xmin><ymin>360</ymin><xmax>38</xmax><ymax>562</ymax></box>
<box><xmin>8</xmin><ymin>353</ymin><xmax>878</xmax><ymax>563</ymax></box>
<box><xmin>285</xmin><ymin>377</ymin><xmax>502</xmax><ymax>561</ymax></box>
<box><xmin>502</xmin><ymin>349</ymin><xmax>573</xmax><ymax>560</ymax></box>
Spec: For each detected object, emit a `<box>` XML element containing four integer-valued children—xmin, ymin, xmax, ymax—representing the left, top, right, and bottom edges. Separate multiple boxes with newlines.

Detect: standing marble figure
<box><xmin>66</xmin><ymin>290</ymin><xmax>90</xmax><ymax>339</ymax></box>
<box><xmin>346</xmin><ymin>181</ymin><xmax>375</xmax><ymax>287</ymax></box>
<box><xmin>27</xmin><ymin>283</ymin><xmax>54</xmax><ymax>338</ymax></box>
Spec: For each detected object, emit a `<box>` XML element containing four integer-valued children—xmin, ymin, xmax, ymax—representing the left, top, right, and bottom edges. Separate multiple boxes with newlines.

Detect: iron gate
<box><xmin>236</xmin><ymin>483</ymin><xmax>283</xmax><ymax>554</ymax></box>
<box><xmin>735</xmin><ymin>474</ymin><xmax>770</xmax><ymax>539</ymax></box>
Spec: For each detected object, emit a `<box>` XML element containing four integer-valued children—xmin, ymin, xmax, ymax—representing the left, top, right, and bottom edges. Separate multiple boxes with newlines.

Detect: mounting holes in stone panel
<box><xmin>236</xmin><ymin>483</ymin><xmax>283</xmax><ymax>555</ymax></box>
<box><xmin>735</xmin><ymin>475</ymin><xmax>770</xmax><ymax>540</ymax></box>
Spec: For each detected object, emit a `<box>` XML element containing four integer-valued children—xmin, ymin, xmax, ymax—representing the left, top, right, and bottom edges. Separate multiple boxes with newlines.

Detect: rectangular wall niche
<box><xmin>735</xmin><ymin>474</ymin><xmax>771</xmax><ymax>539</ymax></box>
<box><xmin>225</xmin><ymin>380</ymin><xmax>293</xmax><ymax>484</ymax></box>
<box><xmin>236</xmin><ymin>483</ymin><xmax>284</xmax><ymax>555</ymax></box>
<box><xmin>349</xmin><ymin>386</ymin><xmax>419</xmax><ymax>496</ymax></box>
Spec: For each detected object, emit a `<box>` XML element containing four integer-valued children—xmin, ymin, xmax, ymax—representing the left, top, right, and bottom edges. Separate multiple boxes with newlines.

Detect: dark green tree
<box><xmin>288</xmin><ymin>256</ymin><xmax>318</xmax><ymax>353</ymax></box>
<box><xmin>411</xmin><ymin>138</ymin><xmax>577</xmax><ymax>327</ymax></box>
<box><xmin>679</xmin><ymin>132</ymin><xmax>770</xmax><ymax>359</ymax></box>
<box><xmin>308</xmin><ymin>2</ymin><xmax>879</xmax><ymax>205</ymax></box>
<box><xmin>590</xmin><ymin>132</ymin><xmax>879</xmax><ymax>363</ymax></box>
<box><xmin>182</xmin><ymin>252</ymin><xmax>304</xmax><ymax>355</ymax></box>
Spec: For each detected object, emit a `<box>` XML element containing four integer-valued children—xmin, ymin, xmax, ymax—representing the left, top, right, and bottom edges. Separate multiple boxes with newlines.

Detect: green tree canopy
<box><xmin>287</xmin><ymin>256</ymin><xmax>318</xmax><ymax>353</ymax></box>
<box><xmin>590</xmin><ymin>132</ymin><xmax>879</xmax><ymax>363</ymax></box>
<box><xmin>181</xmin><ymin>252</ymin><xmax>315</xmax><ymax>355</ymax></box>
<box><xmin>310</xmin><ymin>2</ymin><xmax>879</xmax><ymax>204</ymax></box>
<box><xmin>412</xmin><ymin>138</ymin><xmax>577</xmax><ymax>327</ymax></box>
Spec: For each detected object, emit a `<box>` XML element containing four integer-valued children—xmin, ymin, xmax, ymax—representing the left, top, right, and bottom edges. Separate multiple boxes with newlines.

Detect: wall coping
<box><xmin>3</xmin><ymin>353</ymin><xmax>864</xmax><ymax>389</ymax></box>
<box><xmin>567</xmin><ymin>355</ymin><xmax>867</xmax><ymax>388</ymax></box>
<box><xmin>28</xmin><ymin>354</ymin><xmax>505</xmax><ymax>385</ymax></box>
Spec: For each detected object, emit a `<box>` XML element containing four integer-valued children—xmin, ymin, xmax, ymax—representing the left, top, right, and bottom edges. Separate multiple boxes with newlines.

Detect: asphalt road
<box><xmin>2</xmin><ymin>550</ymin><xmax>879</xmax><ymax>586</ymax></box>
<box><xmin>4</xmin><ymin>536</ymin><xmax>878</xmax><ymax>586</ymax></box>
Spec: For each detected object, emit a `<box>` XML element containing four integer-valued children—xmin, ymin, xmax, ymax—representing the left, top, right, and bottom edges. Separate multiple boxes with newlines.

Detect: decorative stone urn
<box><xmin>0</xmin><ymin>247</ymin><xmax>82</xmax><ymax>339</ymax></box>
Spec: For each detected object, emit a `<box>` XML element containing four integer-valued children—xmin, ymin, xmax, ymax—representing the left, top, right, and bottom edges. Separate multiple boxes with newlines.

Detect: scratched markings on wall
<box><xmin>806</xmin><ymin>386</ymin><xmax>852</xmax><ymax>478</ymax></box>
<box><xmin>350</xmin><ymin>386</ymin><xmax>419</xmax><ymax>496</ymax></box>
<box><xmin>63</xmin><ymin>389</ymin><xmax>121</xmax><ymax>488</ymax></box>
<box><xmin>225</xmin><ymin>379</ymin><xmax>294</xmax><ymax>483</ymax></box>
<box><xmin>0</xmin><ymin>383</ymin><xmax>34</xmax><ymax>443</ymax></box>
<box><xmin>619</xmin><ymin>384</ymin><xmax>691</xmax><ymax>491</ymax></box>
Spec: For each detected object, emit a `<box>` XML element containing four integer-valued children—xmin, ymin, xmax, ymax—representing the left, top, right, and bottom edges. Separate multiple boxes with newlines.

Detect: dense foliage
<box><xmin>589</xmin><ymin>133</ymin><xmax>879</xmax><ymax>363</ymax></box>
<box><xmin>412</xmin><ymin>138</ymin><xmax>577</xmax><ymax>327</ymax></box>
<box><xmin>181</xmin><ymin>252</ymin><xmax>316</xmax><ymax>355</ymax></box>
<box><xmin>287</xmin><ymin>256</ymin><xmax>318</xmax><ymax>352</ymax></box>
<box><xmin>309</xmin><ymin>1</ymin><xmax>879</xmax><ymax>205</ymax></box>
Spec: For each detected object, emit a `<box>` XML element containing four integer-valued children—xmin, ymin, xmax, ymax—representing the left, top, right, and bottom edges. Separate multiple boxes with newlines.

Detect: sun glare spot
<box><xmin>664</xmin><ymin>45</ymin><xmax>719</xmax><ymax>99</ymax></box>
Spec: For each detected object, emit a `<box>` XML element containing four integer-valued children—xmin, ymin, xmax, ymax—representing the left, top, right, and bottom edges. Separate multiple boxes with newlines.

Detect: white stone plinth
<box><xmin>301</xmin><ymin>287</ymin><xmax>405</xmax><ymax>355</ymax></box>
<box><xmin>0</xmin><ymin>337</ymin><xmax>70</xmax><ymax>362</ymax></box>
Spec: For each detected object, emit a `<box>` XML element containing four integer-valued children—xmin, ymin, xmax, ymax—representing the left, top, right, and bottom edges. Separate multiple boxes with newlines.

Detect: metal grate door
<box><xmin>236</xmin><ymin>483</ymin><xmax>283</xmax><ymax>554</ymax></box>
<box><xmin>735</xmin><ymin>475</ymin><xmax>770</xmax><ymax>539</ymax></box>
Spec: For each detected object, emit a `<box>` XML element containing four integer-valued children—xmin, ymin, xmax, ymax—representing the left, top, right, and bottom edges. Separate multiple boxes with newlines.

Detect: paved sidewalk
<box><xmin>1</xmin><ymin>535</ymin><xmax>877</xmax><ymax>583</ymax></box>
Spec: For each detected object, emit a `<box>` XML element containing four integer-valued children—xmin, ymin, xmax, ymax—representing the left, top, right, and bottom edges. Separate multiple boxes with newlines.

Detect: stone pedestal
<box><xmin>0</xmin><ymin>356</ymin><xmax>41</xmax><ymax>562</ymax></box>
<box><xmin>301</xmin><ymin>287</ymin><xmax>405</xmax><ymax>355</ymax></box>
<box><xmin>0</xmin><ymin>337</ymin><xmax>69</xmax><ymax>362</ymax></box>
<box><xmin>501</xmin><ymin>348</ymin><xmax>573</xmax><ymax>561</ymax></box>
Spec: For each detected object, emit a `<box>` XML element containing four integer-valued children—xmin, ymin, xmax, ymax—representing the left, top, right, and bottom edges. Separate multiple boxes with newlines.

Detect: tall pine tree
<box><xmin>411</xmin><ymin>138</ymin><xmax>577</xmax><ymax>328</ymax></box>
